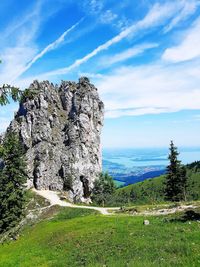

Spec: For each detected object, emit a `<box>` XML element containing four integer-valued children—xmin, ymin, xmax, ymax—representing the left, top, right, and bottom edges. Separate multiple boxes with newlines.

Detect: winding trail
<box><xmin>32</xmin><ymin>189</ymin><xmax>119</xmax><ymax>215</ymax></box>
<box><xmin>33</xmin><ymin>189</ymin><xmax>197</xmax><ymax>216</ymax></box>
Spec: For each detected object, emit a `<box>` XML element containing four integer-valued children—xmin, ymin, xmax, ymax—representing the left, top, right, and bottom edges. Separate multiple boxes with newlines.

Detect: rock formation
<box><xmin>7</xmin><ymin>77</ymin><xmax>104</xmax><ymax>202</ymax></box>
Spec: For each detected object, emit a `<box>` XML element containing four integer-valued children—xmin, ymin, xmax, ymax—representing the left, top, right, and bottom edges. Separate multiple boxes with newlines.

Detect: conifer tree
<box><xmin>0</xmin><ymin>132</ymin><xmax>27</xmax><ymax>234</ymax></box>
<box><xmin>165</xmin><ymin>141</ymin><xmax>188</xmax><ymax>202</ymax></box>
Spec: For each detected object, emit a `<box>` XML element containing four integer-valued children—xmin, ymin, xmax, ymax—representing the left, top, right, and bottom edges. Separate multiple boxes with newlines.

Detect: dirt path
<box><xmin>32</xmin><ymin>189</ymin><xmax>197</xmax><ymax>216</ymax></box>
<box><xmin>32</xmin><ymin>189</ymin><xmax>119</xmax><ymax>215</ymax></box>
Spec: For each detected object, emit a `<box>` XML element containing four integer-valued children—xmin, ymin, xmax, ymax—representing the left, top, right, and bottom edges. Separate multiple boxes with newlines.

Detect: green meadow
<box><xmin>0</xmin><ymin>206</ymin><xmax>200</xmax><ymax>267</ymax></box>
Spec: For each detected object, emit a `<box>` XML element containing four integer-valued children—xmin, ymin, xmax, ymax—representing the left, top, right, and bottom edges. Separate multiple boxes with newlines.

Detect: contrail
<box><xmin>14</xmin><ymin>18</ymin><xmax>84</xmax><ymax>80</ymax></box>
<box><xmin>42</xmin><ymin>2</ymin><xmax>180</xmax><ymax>77</ymax></box>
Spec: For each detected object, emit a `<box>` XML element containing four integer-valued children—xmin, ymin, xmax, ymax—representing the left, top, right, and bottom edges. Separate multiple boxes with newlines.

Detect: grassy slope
<box><xmin>0</xmin><ymin>207</ymin><xmax>200</xmax><ymax>267</ymax></box>
<box><xmin>116</xmin><ymin>171</ymin><xmax>200</xmax><ymax>205</ymax></box>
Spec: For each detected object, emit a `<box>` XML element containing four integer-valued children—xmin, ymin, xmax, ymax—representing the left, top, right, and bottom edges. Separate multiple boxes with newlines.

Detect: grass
<box><xmin>0</xmin><ymin>207</ymin><xmax>200</xmax><ymax>267</ymax></box>
<box><xmin>115</xmin><ymin>171</ymin><xmax>200</xmax><ymax>205</ymax></box>
<box><xmin>25</xmin><ymin>190</ymin><xmax>50</xmax><ymax>211</ymax></box>
<box><xmin>114</xmin><ymin>180</ymin><xmax>125</xmax><ymax>188</ymax></box>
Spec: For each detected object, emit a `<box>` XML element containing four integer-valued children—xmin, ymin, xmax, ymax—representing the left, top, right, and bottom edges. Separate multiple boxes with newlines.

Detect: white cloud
<box><xmin>0</xmin><ymin>0</ymin><xmax>78</xmax><ymax>86</ymax></box>
<box><xmin>99</xmin><ymin>43</ymin><xmax>158</xmax><ymax>67</ymax></box>
<box><xmin>114</xmin><ymin>15</ymin><xmax>131</xmax><ymax>31</ymax></box>
<box><xmin>40</xmin><ymin>2</ymin><xmax>184</xmax><ymax>78</ymax></box>
<box><xmin>162</xmin><ymin>16</ymin><xmax>200</xmax><ymax>62</ymax></box>
<box><xmin>85</xmin><ymin>0</ymin><xmax>104</xmax><ymax>15</ymax></box>
<box><xmin>82</xmin><ymin>0</ymin><xmax>129</xmax><ymax>30</ymax></box>
<box><xmin>0</xmin><ymin>1</ymin><xmax>42</xmax><ymax>43</ymax></box>
<box><xmin>12</xmin><ymin>18</ymin><xmax>84</xmax><ymax>82</ymax></box>
<box><xmin>164</xmin><ymin>0</ymin><xmax>200</xmax><ymax>33</ymax></box>
<box><xmin>105</xmin><ymin>107</ymin><xmax>170</xmax><ymax>118</ymax></box>
<box><xmin>95</xmin><ymin>59</ymin><xmax>200</xmax><ymax>118</ymax></box>
<box><xmin>0</xmin><ymin>46</ymin><xmax>38</xmax><ymax>86</ymax></box>
<box><xmin>100</xmin><ymin>10</ymin><xmax>118</xmax><ymax>24</ymax></box>
<box><xmin>0</xmin><ymin>1</ymin><xmax>44</xmax><ymax>85</ymax></box>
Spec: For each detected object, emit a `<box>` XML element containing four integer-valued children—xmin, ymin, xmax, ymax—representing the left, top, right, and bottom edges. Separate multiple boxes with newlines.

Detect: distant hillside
<box><xmin>114</xmin><ymin>163</ymin><xmax>200</xmax><ymax>205</ymax></box>
<box><xmin>113</xmin><ymin>169</ymin><xmax>166</xmax><ymax>186</ymax></box>
<box><xmin>186</xmin><ymin>160</ymin><xmax>200</xmax><ymax>172</ymax></box>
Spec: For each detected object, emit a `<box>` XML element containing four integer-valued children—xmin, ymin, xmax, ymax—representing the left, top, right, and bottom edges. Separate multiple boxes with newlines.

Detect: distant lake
<box><xmin>103</xmin><ymin>148</ymin><xmax>200</xmax><ymax>169</ymax></box>
<box><xmin>102</xmin><ymin>148</ymin><xmax>200</xmax><ymax>185</ymax></box>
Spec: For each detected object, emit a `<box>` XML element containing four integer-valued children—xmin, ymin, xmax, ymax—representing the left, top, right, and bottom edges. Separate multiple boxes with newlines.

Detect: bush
<box><xmin>91</xmin><ymin>173</ymin><xmax>116</xmax><ymax>206</ymax></box>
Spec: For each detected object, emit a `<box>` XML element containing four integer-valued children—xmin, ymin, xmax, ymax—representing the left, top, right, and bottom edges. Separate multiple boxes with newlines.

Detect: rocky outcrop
<box><xmin>7</xmin><ymin>77</ymin><xmax>104</xmax><ymax>202</ymax></box>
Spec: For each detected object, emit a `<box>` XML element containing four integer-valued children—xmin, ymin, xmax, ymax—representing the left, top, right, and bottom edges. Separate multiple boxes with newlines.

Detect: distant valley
<box><xmin>102</xmin><ymin>148</ymin><xmax>200</xmax><ymax>186</ymax></box>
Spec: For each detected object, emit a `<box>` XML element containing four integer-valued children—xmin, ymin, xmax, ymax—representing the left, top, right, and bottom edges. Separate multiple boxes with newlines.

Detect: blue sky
<box><xmin>0</xmin><ymin>0</ymin><xmax>200</xmax><ymax>148</ymax></box>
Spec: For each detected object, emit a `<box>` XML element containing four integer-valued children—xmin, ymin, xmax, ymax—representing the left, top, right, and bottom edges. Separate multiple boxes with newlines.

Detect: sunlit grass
<box><xmin>0</xmin><ymin>207</ymin><xmax>200</xmax><ymax>267</ymax></box>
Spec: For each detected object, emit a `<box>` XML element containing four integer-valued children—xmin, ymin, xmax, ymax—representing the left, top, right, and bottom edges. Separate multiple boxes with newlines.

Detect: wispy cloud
<box><xmin>99</xmin><ymin>43</ymin><xmax>158</xmax><ymax>67</ymax></box>
<box><xmin>0</xmin><ymin>0</ymin><xmax>77</xmax><ymax>86</ymax></box>
<box><xmin>82</xmin><ymin>0</ymin><xmax>125</xmax><ymax>29</ymax></box>
<box><xmin>99</xmin><ymin>10</ymin><xmax>118</xmax><ymax>24</ymax></box>
<box><xmin>105</xmin><ymin>107</ymin><xmax>170</xmax><ymax>118</ymax></box>
<box><xmin>84</xmin><ymin>0</ymin><xmax>104</xmax><ymax>15</ymax></box>
<box><xmin>0</xmin><ymin>1</ymin><xmax>42</xmax><ymax>43</ymax></box>
<box><xmin>162</xmin><ymin>16</ymin><xmax>200</xmax><ymax>62</ymax></box>
<box><xmin>95</xmin><ymin>59</ymin><xmax>200</xmax><ymax>118</ymax></box>
<box><xmin>40</xmin><ymin>2</ymin><xmax>183</xmax><ymax>78</ymax></box>
<box><xmin>164</xmin><ymin>0</ymin><xmax>200</xmax><ymax>33</ymax></box>
<box><xmin>0</xmin><ymin>1</ymin><xmax>45</xmax><ymax>85</ymax></box>
<box><xmin>0</xmin><ymin>46</ymin><xmax>37</xmax><ymax>85</ymax></box>
<box><xmin>12</xmin><ymin>18</ymin><xmax>84</xmax><ymax>81</ymax></box>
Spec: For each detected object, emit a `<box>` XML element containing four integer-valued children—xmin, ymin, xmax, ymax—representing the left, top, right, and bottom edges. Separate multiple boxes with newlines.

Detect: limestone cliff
<box><xmin>7</xmin><ymin>77</ymin><xmax>104</xmax><ymax>202</ymax></box>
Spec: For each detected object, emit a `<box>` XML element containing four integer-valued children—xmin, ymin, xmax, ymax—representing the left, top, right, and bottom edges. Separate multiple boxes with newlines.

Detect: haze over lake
<box><xmin>103</xmin><ymin>147</ymin><xmax>200</xmax><ymax>186</ymax></box>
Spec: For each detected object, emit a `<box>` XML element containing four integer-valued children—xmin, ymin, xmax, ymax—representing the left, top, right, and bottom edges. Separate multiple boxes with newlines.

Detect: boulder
<box><xmin>143</xmin><ymin>220</ymin><xmax>150</xmax><ymax>225</ymax></box>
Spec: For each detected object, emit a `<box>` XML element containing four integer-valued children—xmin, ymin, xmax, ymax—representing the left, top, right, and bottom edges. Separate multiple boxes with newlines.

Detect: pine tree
<box><xmin>164</xmin><ymin>141</ymin><xmax>188</xmax><ymax>202</ymax></box>
<box><xmin>0</xmin><ymin>132</ymin><xmax>27</xmax><ymax>234</ymax></box>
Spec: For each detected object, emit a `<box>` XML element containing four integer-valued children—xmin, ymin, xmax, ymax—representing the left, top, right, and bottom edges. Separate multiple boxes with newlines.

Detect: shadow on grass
<box><xmin>170</xmin><ymin>209</ymin><xmax>200</xmax><ymax>222</ymax></box>
<box><xmin>182</xmin><ymin>210</ymin><xmax>200</xmax><ymax>221</ymax></box>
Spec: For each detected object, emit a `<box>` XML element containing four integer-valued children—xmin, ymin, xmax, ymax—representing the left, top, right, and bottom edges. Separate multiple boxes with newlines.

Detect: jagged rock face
<box><xmin>8</xmin><ymin>77</ymin><xmax>104</xmax><ymax>202</ymax></box>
